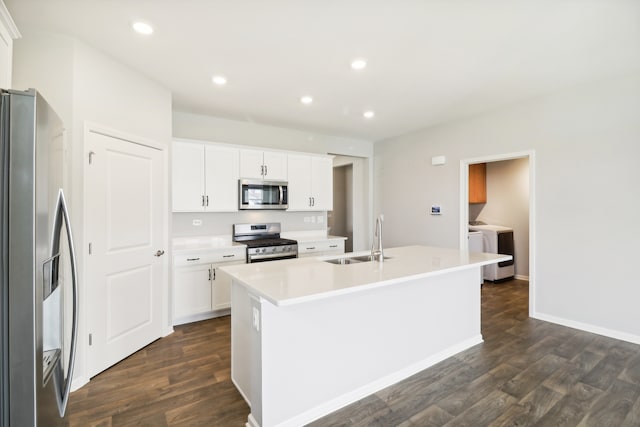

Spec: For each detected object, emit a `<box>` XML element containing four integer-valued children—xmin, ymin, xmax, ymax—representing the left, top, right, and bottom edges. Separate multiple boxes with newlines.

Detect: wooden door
<box><xmin>86</xmin><ymin>131</ymin><xmax>165</xmax><ymax>377</ymax></box>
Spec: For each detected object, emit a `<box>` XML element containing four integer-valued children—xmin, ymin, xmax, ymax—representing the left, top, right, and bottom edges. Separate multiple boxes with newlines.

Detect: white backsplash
<box><xmin>172</xmin><ymin>211</ymin><xmax>328</xmax><ymax>237</ymax></box>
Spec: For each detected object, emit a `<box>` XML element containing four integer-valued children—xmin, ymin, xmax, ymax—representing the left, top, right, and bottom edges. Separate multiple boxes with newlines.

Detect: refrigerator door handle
<box><xmin>50</xmin><ymin>189</ymin><xmax>79</xmax><ymax>417</ymax></box>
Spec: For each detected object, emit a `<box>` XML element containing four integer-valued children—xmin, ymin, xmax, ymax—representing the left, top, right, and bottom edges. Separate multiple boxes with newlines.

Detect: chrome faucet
<box><xmin>371</xmin><ymin>214</ymin><xmax>384</xmax><ymax>262</ymax></box>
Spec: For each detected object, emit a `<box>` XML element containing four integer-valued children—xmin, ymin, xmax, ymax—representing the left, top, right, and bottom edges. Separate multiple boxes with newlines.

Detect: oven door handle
<box><xmin>250</xmin><ymin>253</ymin><xmax>297</xmax><ymax>262</ymax></box>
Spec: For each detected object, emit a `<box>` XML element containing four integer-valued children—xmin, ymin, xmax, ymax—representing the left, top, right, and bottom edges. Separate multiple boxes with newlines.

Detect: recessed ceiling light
<box><xmin>132</xmin><ymin>21</ymin><xmax>153</xmax><ymax>35</ymax></box>
<box><xmin>300</xmin><ymin>96</ymin><xmax>313</xmax><ymax>105</ymax></box>
<box><xmin>363</xmin><ymin>110</ymin><xmax>375</xmax><ymax>119</ymax></box>
<box><xmin>212</xmin><ymin>75</ymin><xmax>227</xmax><ymax>86</ymax></box>
<box><xmin>351</xmin><ymin>58</ymin><xmax>367</xmax><ymax>70</ymax></box>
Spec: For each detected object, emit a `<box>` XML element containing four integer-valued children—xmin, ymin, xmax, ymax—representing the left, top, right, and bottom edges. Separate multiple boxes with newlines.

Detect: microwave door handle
<box><xmin>279</xmin><ymin>185</ymin><xmax>283</xmax><ymax>205</ymax></box>
<box><xmin>50</xmin><ymin>189</ymin><xmax>79</xmax><ymax>417</ymax></box>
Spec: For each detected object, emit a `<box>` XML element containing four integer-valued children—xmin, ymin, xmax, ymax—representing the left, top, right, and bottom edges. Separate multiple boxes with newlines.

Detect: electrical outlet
<box><xmin>193</xmin><ymin>219</ymin><xmax>202</xmax><ymax>226</ymax></box>
<box><xmin>304</xmin><ymin>217</ymin><xmax>310</xmax><ymax>223</ymax></box>
<box><xmin>317</xmin><ymin>216</ymin><xmax>324</xmax><ymax>224</ymax></box>
<box><xmin>311</xmin><ymin>216</ymin><xmax>316</xmax><ymax>223</ymax></box>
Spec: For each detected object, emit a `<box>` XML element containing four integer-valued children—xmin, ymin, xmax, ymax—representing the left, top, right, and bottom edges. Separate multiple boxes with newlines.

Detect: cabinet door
<box><xmin>205</xmin><ymin>145</ymin><xmax>239</xmax><ymax>211</ymax></box>
<box><xmin>469</xmin><ymin>163</ymin><xmax>487</xmax><ymax>204</ymax></box>
<box><xmin>287</xmin><ymin>154</ymin><xmax>312</xmax><ymax>210</ymax></box>
<box><xmin>263</xmin><ymin>151</ymin><xmax>288</xmax><ymax>181</ymax></box>
<box><xmin>239</xmin><ymin>149</ymin><xmax>265</xmax><ymax>179</ymax></box>
<box><xmin>311</xmin><ymin>156</ymin><xmax>333</xmax><ymax>210</ymax></box>
<box><xmin>211</xmin><ymin>260</ymin><xmax>245</xmax><ymax>310</ymax></box>
<box><xmin>174</xmin><ymin>264</ymin><xmax>212</xmax><ymax>319</ymax></box>
<box><xmin>172</xmin><ymin>141</ymin><xmax>205</xmax><ymax>211</ymax></box>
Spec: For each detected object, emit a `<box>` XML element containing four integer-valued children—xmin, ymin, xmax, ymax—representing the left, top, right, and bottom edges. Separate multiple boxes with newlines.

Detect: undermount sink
<box><xmin>324</xmin><ymin>255</ymin><xmax>392</xmax><ymax>265</ymax></box>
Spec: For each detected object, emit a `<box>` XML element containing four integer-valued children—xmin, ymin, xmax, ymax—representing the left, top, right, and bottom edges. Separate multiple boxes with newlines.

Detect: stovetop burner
<box><xmin>233</xmin><ymin>222</ymin><xmax>299</xmax><ymax>263</ymax></box>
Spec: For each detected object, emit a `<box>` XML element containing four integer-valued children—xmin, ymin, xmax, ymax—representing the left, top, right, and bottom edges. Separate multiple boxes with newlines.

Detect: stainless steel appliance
<box><xmin>0</xmin><ymin>89</ymin><xmax>78</xmax><ymax>426</ymax></box>
<box><xmin>233</xmin><ymin>223</ymin><xmax>297</xmax><ymax>263</ymax></box>
<box><xmin>468</xmin><ymin>223</ymin><xmax>515</xmax><ymax>281</ymax></box>
<box><xmin>239</xmin><ymin>179</ymin><xmax>288</xmax><ymax>210</ymax></box>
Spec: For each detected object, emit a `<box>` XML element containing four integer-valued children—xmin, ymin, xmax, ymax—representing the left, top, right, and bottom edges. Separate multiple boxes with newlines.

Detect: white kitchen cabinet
<box><xmin>172</xmin><ymin>140</ymin><xmax>239</xmax><ymax>212</ymax></box>
<box><xmin>239</xmin><ymin>148</ymin><xmax>287</xmax><ymax>181</ymax></box>
<box><xmin>297</xmin><ymin>239</ymin><xmax>345</xmax><ymax>257</ymax></box>
<box><xmin>287</xmin><ymin>154</ymin><xmax>333</xmax><ymax>211</ymax></box>
<box><xmin>173</xmin><ymin>247</ymin><xmax>246</xmax><ymax>325</ymax></box>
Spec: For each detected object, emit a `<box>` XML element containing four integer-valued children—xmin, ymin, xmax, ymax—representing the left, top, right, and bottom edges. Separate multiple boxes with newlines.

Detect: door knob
<box><xmin>154</xmin><ymin>250</ymin><xmax>165</xmax><ymax>257</ymax></box>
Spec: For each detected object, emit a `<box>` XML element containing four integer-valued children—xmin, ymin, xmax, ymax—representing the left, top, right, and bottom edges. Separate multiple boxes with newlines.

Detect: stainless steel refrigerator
<box><xmin>0</xmin><ymin>89</ymin><xmax>78</xmax><ymax>426</ymax></box>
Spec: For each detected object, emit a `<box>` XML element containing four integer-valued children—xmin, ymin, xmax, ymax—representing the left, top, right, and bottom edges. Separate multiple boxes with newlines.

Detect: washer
<box><xmin>468</xmin><ymin>224</ymin><xmax>515</xmax><ymax>281</ymax></box>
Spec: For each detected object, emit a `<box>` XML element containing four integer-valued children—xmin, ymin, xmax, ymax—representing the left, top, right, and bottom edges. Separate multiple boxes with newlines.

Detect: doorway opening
<box><xmin>460</xmin><ymin>151</ymin><xmax>536</xmax><ymax>316</ymax></box>
<box><xmin>328</xmin><ymin>155</ymin><xmax>369</xmax><ymax>252</ymax></box>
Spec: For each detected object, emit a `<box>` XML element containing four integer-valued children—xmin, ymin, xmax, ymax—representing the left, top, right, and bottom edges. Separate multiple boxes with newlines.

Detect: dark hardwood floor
<box><xmin>67</xmin><ymin>280</ymin><xmax>640</xmax><ymax>426</ymax></box>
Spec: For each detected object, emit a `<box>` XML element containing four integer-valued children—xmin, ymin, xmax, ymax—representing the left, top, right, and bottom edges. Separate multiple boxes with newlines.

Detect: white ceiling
<box><xmin>6</xmin><ymin>0</ymin><xmax>640</xmax><ymax>141</ymax></box>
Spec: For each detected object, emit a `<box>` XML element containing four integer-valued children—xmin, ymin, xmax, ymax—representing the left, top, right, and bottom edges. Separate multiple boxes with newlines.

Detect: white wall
<box><xmin>13</xmin><ymin>28</ymin><xmax>173</xmax><ymax>388</ymax></box>
<box><xmin>0</xmin><ymin>0</ymin><xmax>19</xmax><ymax>88</ymax></box>
<box><xmin>173</xmin><ymin>111</ymin><xmax>373</xmax><ymax>157</ymax></box>
<box><xmin>471</xmin><ymin>158</ymin><xmax>530</xmax><ymax>278</ymax></box>
<box><xmin>375</xmin><ymin>73</ymin><xmax>640</xmax><ymax>343</ymax></box>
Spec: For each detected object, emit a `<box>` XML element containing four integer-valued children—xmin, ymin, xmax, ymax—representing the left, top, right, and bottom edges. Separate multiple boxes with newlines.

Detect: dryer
<box><xmin>468</xmin><ymin>224</ymin><xmax>515</xmax><ymax>281</ymax></box>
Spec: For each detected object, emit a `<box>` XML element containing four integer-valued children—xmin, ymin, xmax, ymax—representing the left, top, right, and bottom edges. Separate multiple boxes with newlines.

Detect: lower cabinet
<box><xmin>297</xmin><ymin>239</ymin><xmax>345</xmax><ymax>258</ymax></box>
<box><xmin>173</xmin><ymin>248</ymin><xmax>246</xmax><ymax>325</ymax></box>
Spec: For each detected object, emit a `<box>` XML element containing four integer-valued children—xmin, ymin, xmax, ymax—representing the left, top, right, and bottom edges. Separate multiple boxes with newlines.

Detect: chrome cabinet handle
<box><xmin>223</xmin><ymin>254</ymin><xmax>235</xmax><ymax>258</ymax></box>
<box><xmin>202</xmin><ymin>195</ymin><xmax>205</xmax><ymax>206</ymax></box>
<box><xmin>306</xmin><ymin>246</ymin><xmax>316</xmax><ymax>250</ymax></box>
<box><xmin>260</xmin><ymin>165</ymin><xmax>264</xmax><ymax>176</ymax></box>
<box><xmin>187</xmin><ymin>257</ymin><xmax>200</xmax><ymax>261</ymax></box>
<box><xmin>154</xmin><ymin>250</ymin><xmax>165</xmax><ymax>257</ymax></box>
<box><xmin>329</xmin><ymin>245</ymin><xmax>338</xmax><ymax>248</ymax></box>
<box><xmin>264</xmin><ymin>165</ymin><xmax>268</xmax><ymax>176</ymax></box>
<box><xmin>206</xmin><ymin>195</ymin><xmax>209</xmax><ymax>206</ymax></box>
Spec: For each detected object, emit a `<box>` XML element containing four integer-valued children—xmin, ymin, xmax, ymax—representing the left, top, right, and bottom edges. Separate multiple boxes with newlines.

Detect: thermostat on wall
<box><xmin>431</xmin><ymin>205</ymin><xmax>442</xmax><ymax>215</ymax></box>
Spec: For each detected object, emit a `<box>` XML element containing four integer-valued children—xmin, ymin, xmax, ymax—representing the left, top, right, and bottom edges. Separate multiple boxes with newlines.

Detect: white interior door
<box><xmin>86</xmin><ymin>131</ymin><xmax>165</xmax><ymax>378</ymax></box>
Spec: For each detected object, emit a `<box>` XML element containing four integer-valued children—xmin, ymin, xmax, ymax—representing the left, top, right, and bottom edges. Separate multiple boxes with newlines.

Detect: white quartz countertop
<box><xmin>220</xmin><ymin>245</ymin><xmax>511</xmax><ymax>306</ymax></box>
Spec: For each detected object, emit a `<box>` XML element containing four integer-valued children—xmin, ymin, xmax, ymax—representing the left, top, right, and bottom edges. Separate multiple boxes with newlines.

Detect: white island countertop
<box><xmin>220</xmin><ymin>245</ymin><xmax>510</xmax><ymax>306</ymax></box>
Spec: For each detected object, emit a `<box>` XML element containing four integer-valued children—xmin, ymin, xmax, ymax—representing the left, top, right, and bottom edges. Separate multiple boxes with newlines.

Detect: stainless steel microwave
<box><xmin>239</xmin><ymin>179</ymin><xmax>288</xmax><ymax>210</ymax></box>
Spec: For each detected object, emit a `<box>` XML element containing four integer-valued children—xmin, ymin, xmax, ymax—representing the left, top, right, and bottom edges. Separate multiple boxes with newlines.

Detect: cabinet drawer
<box><xmin>174</xmin><ymin>247</ymin><xmax>246</xmax><ymax>266</ymax></box>
<box><xmin>298</xmin><ymin>240</ymin><xmax>344</xmax><ymax>255</ymax></box>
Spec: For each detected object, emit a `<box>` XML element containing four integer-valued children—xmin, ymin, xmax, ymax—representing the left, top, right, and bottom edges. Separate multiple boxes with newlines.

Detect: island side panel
<box><xmin>257</xmin><ymin>266</ymin><xmax>482</xmax><ymax>427</ymax></box>
<box><xmin>231</xmin><ymin>280</ymin><xmax>255</xmax><ymax>406</ymax></box>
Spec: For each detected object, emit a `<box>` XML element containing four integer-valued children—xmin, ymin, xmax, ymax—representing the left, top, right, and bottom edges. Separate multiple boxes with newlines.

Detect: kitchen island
<box><xmin>220</xmin><ymin>245</ymin><xmax>511</xmax><ymax>427</ymax></box>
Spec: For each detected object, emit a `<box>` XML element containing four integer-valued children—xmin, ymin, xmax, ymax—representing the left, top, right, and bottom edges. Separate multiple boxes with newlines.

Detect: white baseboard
<box><xmin>533</xmin><ymin>312</ymin><xmax>640</xmax><ymax>345</ymax></box>
<box><xmin>273</xmin><ymin>335</ymin><xmax>484</xmax><ymax>427</ymax></box>
<box><xmin>514</xmin><ymin>274</ymin><xmax>529</xmax><ymax>281</ymax></box>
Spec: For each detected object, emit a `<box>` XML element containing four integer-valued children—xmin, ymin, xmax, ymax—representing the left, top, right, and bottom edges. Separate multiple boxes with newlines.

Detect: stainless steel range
<box><xmin>233</xmin><ymin>223</ymin><xmax>298</xmax><ymax>263</ymax></box>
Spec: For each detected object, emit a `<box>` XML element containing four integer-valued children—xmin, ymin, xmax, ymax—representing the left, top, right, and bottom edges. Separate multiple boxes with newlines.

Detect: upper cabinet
<box><xmin>288</xmin><ymin>154</ymin><xmax>333</xmax><ymax>211</ymax></box>
<box><xmin>172</xmin><ymin>140</ymin><xmax>239</xmax><ymax>212</ymax></box>
<box><xmin>469</xmin><ymin>163</ymin><xmax>487</xmax><ymax>204</ymax></box>
<box><xmin>239</xmin><ymin>148</ymin><xmax>287</xmax><ymax>181</ymax></box>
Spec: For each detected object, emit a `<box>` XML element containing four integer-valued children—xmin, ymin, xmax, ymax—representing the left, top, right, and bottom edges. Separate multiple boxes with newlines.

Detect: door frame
<box><xmin>81</xmin><ymin>122</ymin><xmax>171</xmax><ymax>380</ymax></box>
<box><xmin>459</xmin><ymin>150</ymin><xmax>536</xmax><ymax>316</ymax></box>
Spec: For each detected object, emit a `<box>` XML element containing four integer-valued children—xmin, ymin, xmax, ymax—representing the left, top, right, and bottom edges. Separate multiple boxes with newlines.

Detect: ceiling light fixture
<box><xmin>132</xmin><ymin>21</ymin><xmax>153</xmax><ymax>35</ymax></box>
<box><xmin>363</xmin><ymin>110</ymin><xmax>375</xmax><ymax>119</ymax></box>
<box><xmin>212</xmin><ymin>75</ymin><xmax>227</xmax><ymax>86</ymax></box>
<box><xmin>300</xmin><ymin>96</ymin><xmax>313</xmax><ymax>105</ymax></box>
<box><xmin>351</xmin><ymin>58</ymin><xmax>367</xmax><ymax>70</ymax></box>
